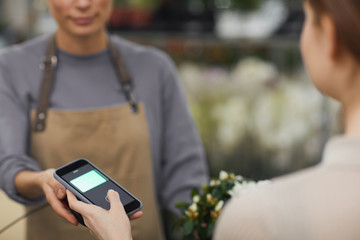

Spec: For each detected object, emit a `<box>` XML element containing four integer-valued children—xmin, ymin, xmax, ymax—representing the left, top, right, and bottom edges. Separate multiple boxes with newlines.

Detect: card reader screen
<box><xmin>70</xmin><ymin>170</ymin><xmax>107</xmax><ymax>193</ymax></box>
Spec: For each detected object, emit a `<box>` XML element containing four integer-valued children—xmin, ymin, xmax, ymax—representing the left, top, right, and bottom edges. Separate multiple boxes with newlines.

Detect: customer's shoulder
<box><xmin>215</xmin><ymin>167</ymin><xmax>321</xmax><ymax>238</ymax></box>
<box><xmin>227</xmin><ymin>165</ymin><xmax>323</xmax><ymax>208</ymax></box>
<box><xmin>217</xmin><ymin>165</ymin><xmax>360</xmax><ymax>240</ymax></box>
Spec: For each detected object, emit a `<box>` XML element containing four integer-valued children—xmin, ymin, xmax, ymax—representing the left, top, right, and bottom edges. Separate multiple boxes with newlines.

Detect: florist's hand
<box><xmin>67</xmin><ymin>189</ymin><xmax>142</xmax><ymax>240</ymax></box>
<box><xmin>39</xmin><ymin>169</ymin><xmax>78</xmax><ymax>225</ymax></box>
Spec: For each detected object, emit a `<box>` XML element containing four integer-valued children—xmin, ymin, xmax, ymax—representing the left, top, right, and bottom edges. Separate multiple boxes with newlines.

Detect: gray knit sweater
<box><xmin>0</xmin><ymin>34</ymin><xmax>208</xmax><ymax>214</ymax></box>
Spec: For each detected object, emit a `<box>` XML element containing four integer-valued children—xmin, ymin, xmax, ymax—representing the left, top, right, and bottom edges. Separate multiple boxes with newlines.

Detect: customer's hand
<box><xmin>67</xmin><ymin>189</ymin><xmax>142</xmax><ymax>240</ymax></box>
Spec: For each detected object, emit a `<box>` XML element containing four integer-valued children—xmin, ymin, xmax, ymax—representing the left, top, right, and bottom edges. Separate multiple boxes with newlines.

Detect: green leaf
<box><xmin>176</xmin><ymin>201</ymin><xmax>190</xmax><ymax>209</ymax></box>
<box><xmin>183</xmin><ymin>220</ymin><xmax>194</xmax><ymax>236</ymax></box>
<box><xmin>192</xmin><ymin>188</ymin><xmax>200</xmax><ymax>197</ymax></box>
<box><xmin>198</xmin><ymin>224</ymin><xmax>207</xmax><ymax>240</ymax></box>
<box><xmin>206</xmin><ymin>222</ymin><xmax>215</xmax><ymax>238</ymax></box>
<box><xmin>202</xmin><ymin>183</ymin><xmax>208</xmax><ymax>192</ymax></box>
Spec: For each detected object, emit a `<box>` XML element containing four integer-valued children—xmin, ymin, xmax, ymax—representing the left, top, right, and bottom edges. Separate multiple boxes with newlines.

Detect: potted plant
<box><xmin>176</xmin><ymin>171</ymin><xmax>270</xmax><ymax>240</ymax></box>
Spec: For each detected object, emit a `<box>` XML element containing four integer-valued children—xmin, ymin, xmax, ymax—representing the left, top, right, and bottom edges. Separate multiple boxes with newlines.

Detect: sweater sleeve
<box><xmin>214</xmin><ymin>192</ymin><xmax>278</xmax><ymax>240</ymax></box>
<box><xmin>158</xmin><ymin>54</ymin><xmax>209</xmax><ymax>214</ymax></box>
<box><xmin>0</xmin><ymin>57</ymin><xmax>44</xmax><ymax>205</ymax></box>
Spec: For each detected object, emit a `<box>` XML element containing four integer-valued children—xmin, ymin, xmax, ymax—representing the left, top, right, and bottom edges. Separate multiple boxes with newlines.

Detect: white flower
<box><xmin>215</xmin><ymin>1</ymin><xmax>288</xmax><ymax>39</ymax></box>
<box><xmin>189</xmin><ymin>203</ymin><xmax>198</xmax><ymax>212</ymax></box>
<box><xmin>228</xmin><ymin>181</ymin><xmax>268</xmax><ymax>198</ymax></box>
<box><xmin>212</xmin><ymin>97</ymin><xmax>249</xmax><ymax>151</ymax></box>
<box><xmin>207</xmin><ymin>193</ymin><xmax>213</xmax><ymax>202</ymax></box>
<box><xmin>235</xmin><ymin>175</ymin><xmax>244</xmax><ymax>181</ymax></box>
<box><xmin>178</xmin><ymin>63</ymin><xmax>204</xmax><ymax>97</ymax></box>
<box><xmin>251</xmin><ymin>77</ymin><xmax>327</xmax><ymax>169</ymax></box>
<box><xmin>215</xmin><ymin>200</ymin><xmax>224</xmax><ymax>212</ymax></box>
<box><xmin>210</xmin><ymin>180</ymin><xmax>218</xmax><ymax>186</ymax></box>
<box><xmin>193</xmin><ymin>195</ymin><xmax>200</xmax><ymax>203</ymax></box>
<box><xmin>230</xmin><ymin>57</ymin><xmax>279</xmax><ymax>98</ymax></box>
<box><xmin>219</xmin><ymin>171</ymin><xmax>229</xmax><ymax>181</ymax></box>
<box><xmin>257</xmin><ymin>180</ymin><xmax>271</xmax><ymax>186</ymax></box>
<box><xmin>179</xmin><ymin>63</ymin><xmax>229</xmax><ymax>99</ymax></box>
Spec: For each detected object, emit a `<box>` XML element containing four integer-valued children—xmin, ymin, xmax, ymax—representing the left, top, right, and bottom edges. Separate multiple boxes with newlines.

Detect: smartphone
<box><xmin>54</xmin><ymin>158</ymin><xmax>142</xmax><ymax>216</ymax></box>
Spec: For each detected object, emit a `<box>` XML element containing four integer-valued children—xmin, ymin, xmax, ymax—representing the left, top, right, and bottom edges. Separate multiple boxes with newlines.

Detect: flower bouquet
<box><xmin>176</xmin><ymin>171</ymin><xmax>270</xmax><ymax>240</ymax></box>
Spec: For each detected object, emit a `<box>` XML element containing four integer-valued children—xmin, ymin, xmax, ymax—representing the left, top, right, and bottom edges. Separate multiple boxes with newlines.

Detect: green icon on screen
<box><xmin>70</xmin><ymin>170</ymin><xmax>107</xmax><ymax>193</ymax></box>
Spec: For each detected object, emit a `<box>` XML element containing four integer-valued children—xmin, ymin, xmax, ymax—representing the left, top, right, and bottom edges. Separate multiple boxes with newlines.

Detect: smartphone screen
<box><xmin>55</xmin><ymin>159</ymin><xmax>141</xmax><ymax>213</ymax></box>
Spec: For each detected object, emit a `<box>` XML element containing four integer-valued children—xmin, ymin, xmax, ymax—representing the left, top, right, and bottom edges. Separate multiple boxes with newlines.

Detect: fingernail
<box><xmin>57</xmin><ymin>189</ymin><xmax>64</xmax><ymax>198</ymax></box>
<box><xmin>108</xmin><ymin>189</ymin><xmax>115</xmax><ymax>193</ymax></box>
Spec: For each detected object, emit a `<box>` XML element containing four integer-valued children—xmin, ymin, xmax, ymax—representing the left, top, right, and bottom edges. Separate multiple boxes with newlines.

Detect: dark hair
<box><xmin>307</xmin><ymin>0</ymin><xmax>360</xmax><ymax>61</ymax></box>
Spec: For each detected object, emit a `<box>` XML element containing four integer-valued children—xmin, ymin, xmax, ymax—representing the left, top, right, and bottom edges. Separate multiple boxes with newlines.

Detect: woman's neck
<box><xmin>343</xmin><ymin>102</ymin><xmax>360</xmax><ymax>136</ymax></box>
<box><xmin>55</xmin><ymin>30</ymin><xmax>108</xmax><ymax>55</ymax></box>
<box><xmin>330</xmin><ymin>55</ymin><xmax>360</xmax><ymax>136</ymax></box>
<box><xmin>342</xmin><ymin>69</ymin><xmax>360</xmax><ymax>136</ymax></box>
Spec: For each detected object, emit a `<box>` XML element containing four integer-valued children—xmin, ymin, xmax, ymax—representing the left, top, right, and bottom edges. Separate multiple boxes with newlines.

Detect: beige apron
<box><xmin>25</xmin><ymin>35</ymin><xmax>165</xmax><ymax>240</ymax></box>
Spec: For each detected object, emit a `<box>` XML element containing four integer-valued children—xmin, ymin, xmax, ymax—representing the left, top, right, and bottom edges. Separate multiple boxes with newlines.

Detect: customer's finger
<box><xmin>107</xmin><ymin>190</ymin><xmax>143</xmax><ymax>221</ymax></box>
<box><xmin>67</xmin><ymin>190</ymin><xmax>93</xmax><ymax>215</ymax></box>
<box><xmin>107</xmin><ymin>189</ymin><xmax>124</xmax><ymax>212</ymax></box>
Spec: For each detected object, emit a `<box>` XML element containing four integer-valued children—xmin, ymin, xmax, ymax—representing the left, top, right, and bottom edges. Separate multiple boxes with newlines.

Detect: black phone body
<box><xmin>54</xmin><ymin>158</ymin><xmax>142</xmax><ymax>216</ymax></box>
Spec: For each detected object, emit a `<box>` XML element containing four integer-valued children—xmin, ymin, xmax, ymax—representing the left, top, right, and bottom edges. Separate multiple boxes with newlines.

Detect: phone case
<box><xmin>53</xmin><ymin>158</ymin><xmax>142</xmax><ymax>216</ymax></box>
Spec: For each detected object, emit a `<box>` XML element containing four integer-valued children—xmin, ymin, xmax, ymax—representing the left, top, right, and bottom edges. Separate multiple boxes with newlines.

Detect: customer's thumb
<box><xmin>107</xmin><ymin>189</ymin><xmax>123</xmax><ymax>211</ymax></box>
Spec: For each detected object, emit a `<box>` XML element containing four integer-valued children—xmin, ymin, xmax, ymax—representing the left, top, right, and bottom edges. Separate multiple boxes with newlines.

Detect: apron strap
<box><xmin>34</xmin><ymin>34</ymin><xmax>138</xmax><ymax>132</ymax></box>
<box><xmin>34</xmin><ymin>35</ymin><xmax>57</xmax><ymax>132</ymax></box>
<box><xmin>108</xmin><ymin>40</ymin><xmax>138</xmax><ymax>113</ymax></box>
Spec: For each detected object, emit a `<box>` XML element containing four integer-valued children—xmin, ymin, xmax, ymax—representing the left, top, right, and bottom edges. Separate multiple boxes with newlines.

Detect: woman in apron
<box><xmin>0</xmin><ymin>0</ymin><xmax>209</xmax><ymax>239</ymax></box>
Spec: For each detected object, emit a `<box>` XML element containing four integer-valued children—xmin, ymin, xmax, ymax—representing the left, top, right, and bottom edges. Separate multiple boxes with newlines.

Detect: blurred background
<box><xmin>0</xmin><ymin>0</ymin><xmax>341</xmax><ymax>238</ymax></box>
<box><xmin>0</xmin><ymin>0</ymin><xmax>342</xmax><ymax>185</ymax></box>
